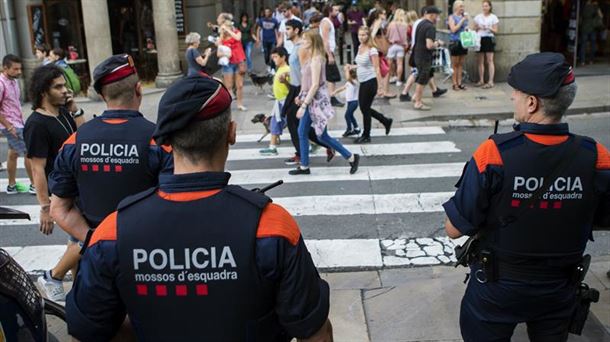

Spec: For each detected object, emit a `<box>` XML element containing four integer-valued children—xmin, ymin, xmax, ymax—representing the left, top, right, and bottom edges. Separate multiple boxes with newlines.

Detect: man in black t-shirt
<box><xmin>412</xmin><ymin>6</ymin><xmax>443</xmax><ymax>111</ymax></box>
<box><xmin>23</xmin><ymin>65</ymin><xmax>80</xmax><ymax>301</ymax></box>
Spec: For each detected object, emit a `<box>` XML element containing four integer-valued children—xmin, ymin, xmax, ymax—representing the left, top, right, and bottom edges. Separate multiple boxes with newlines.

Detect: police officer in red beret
<box><xmin>443</xmin><ymin>52</ymin><xmax>610</xmax><ymax>341</ymax></box>
<box><xmin>66</xmin><ymin>74</ymin><xmax>333</xmax><ymax>341</ymax></box>
<box><xmin>40</xmin><ymin>54</ymin><xmax>172</xmax><ymax>302</ymax></box>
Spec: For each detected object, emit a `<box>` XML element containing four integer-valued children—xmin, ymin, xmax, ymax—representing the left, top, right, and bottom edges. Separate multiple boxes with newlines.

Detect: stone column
<box><xmin>152</xmin><ymin>0</ymin><xmax>182</xmax><ymax>88</ymax></box>
<box><xmin>81</xmin><ymin>0</ymin><xmax>113</xmax><ymax>99</ymax></box>
<box><xmin>463</xmin><ymin>0</ymin><xmax>542</xmax><ymax>81</ymax></box>
<box><xmin>14</xmin><ymin>0</ymin><xmax>42</xmax><ymax>101</ymax></box>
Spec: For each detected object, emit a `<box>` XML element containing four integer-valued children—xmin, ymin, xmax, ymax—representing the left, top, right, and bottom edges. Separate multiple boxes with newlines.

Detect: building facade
<box><xmin>1</xmin><ymin>0</ymin><xmax>607</xmax><ymax>99</ymax></box>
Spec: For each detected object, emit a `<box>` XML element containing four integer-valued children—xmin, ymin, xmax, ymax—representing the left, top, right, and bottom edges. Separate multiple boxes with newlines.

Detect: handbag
<box><xmin>459</xmin><ymin>30</ymin><xmax>479</xmax><ymax>49</ymax></box>
<box><xmin>371</xmin><ymin>52</ymin><xmax>390</xmax><ymax>77</ymax></box>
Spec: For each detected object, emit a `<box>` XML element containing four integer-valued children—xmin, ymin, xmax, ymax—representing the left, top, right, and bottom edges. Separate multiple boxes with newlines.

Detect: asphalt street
<box><xmin>1</xmin><ymin>114</ymin><xmax>609</xmax><ymax>262</ymax></box>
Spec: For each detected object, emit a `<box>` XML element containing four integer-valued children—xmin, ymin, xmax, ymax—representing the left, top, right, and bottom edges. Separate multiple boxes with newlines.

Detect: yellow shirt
<box><xmin>273</xmin><ymin>65</ymin><xmax>290</xmax><ymax>101</ymax></box>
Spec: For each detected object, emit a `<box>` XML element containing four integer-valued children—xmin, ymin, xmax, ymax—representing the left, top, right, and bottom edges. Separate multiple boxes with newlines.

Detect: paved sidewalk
<box><xmin>19</xmin><ymin>75</ymin><xmax>610</xmax><ymax>135</ymax></box>
<box><xmin>323</xmin><ymin>256</ymin><xmax>610</xmax><ymax>341</ymax></box>
<box><xmin>44</xmin><ymin>256</ymin><xmax>610</xmax><ymax>341</ymax></box>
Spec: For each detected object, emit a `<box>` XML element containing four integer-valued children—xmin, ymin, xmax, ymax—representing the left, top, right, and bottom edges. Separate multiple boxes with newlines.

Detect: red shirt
<box><xmin>222</xmin><ymin>29</ymin><xmax>246</xmax><ymax>65</ymax></box>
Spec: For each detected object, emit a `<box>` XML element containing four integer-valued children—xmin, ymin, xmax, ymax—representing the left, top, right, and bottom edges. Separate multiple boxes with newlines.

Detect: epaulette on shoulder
<box><xmin>489</xmin><ymin>131</ymin><xmax>524</xmax><ymax>152</ymax></box>
<box><xmin>225</xmin><ymin>185</ymin><xmax>272</xmax><ymax>209</ymax></box>
<box><xmin>117</xmin><ymin>187</ymin><xmax>157</xmax><ymax>211</ymax></box>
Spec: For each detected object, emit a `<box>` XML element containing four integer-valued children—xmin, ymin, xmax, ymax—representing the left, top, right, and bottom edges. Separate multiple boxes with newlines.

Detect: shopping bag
<box><xmin>459</xmin><ymin>31</ymin><xmax>478</xmax><ymax>48</ymax></box>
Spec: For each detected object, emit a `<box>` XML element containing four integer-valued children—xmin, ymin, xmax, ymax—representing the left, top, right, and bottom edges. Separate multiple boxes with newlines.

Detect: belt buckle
<box><xmin>475</xmin><ymin>269</ymin><xmax>488</xmax><ymax>284</ymax></box>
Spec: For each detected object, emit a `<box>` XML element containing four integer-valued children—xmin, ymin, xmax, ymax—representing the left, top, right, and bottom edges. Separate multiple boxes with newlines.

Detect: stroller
<box><xmin>431</xmin><ymin>47</ymin><xmax>469</xmax><ymax>84</ymax></box>
<box><xmin>0</xmin><ymin>207</ymin><xmax>65</xmax><ymax>341</ymax></box>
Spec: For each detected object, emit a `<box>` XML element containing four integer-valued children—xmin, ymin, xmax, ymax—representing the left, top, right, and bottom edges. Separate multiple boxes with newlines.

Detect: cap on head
<box><xmin>93</xmin><ymin>54</ymin><xmax>137</xmax><ymax>94</ymax></box>
<box><xmin>508</xmin><ymin>52</ymin><xmax>575</xmax><ymax>98</ymax></box>
<box><xmin>423</xmin><ymin>6</ymin><xmax>442</xmax><ymax>14</ymax></box>
<box><xmin>153</xmin><ymin>74</ymin><xmax>232</xmax><ymax>145</ymax></box>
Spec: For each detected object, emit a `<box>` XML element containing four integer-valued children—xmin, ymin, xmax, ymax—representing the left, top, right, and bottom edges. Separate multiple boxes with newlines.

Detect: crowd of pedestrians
<box><xmin>175</xmin><ymin>1</ymin><xmax>503</xmax><ymax>174</ymax></box>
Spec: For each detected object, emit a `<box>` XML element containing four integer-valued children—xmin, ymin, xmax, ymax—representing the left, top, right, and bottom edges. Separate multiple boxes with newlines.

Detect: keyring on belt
<box><xmin>475</xmin><ymin>269</ymin><xmax>488</xmax><ymax>284</ymax></box>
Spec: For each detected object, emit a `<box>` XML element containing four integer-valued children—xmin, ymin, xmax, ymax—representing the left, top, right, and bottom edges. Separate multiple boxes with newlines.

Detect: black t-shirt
<box><xmin>413</xmin><ymin>19</ymin><xmax>436</xmax><ymax>62</ymax></box>
<box><xmin>24</xmin><ymin>109</ymin><xmax>77</xmax><ymax>178</ymax></box>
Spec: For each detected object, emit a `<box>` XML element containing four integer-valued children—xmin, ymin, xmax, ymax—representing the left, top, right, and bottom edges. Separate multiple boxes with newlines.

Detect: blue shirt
<box><xmin>257</xmin><ymin>17</ymin><xmax>279</xmax><ymax>43</ymax></box>
<box><xmin>448</xmin><ymin>14</ymin><xmax>469</xmax><ymax>42</ymax></box>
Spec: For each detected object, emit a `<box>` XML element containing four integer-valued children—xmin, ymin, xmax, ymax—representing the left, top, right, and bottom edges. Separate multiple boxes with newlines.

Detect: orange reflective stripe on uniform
<box><xmin>60</xmin><ymin>132</ymin><xmax>77</xmax><ymax>149</ymax></box>
<box><xmin>157</xmin><ymin>189</ymin><xmax>221</xmax><ymax>201</ymax></box>
<box><xmin>473</xmin><ymin>139</ymin><xmax>503</xmax><ymax>173</ymax></box>
<box><xmin>524</xmin><ymin>133</ymin><xmax>569</xmax><ymax>146</ymax></box>
<box><xmin>257</xmin><ymin>203</ymin><xmax>301</xmax><ymax>246</ymax></box>
<box><xmin>597</xmin><ymin>142</ymin><xmax>610</xmax><ymax>170</ymax></box>
<box><xmin>88</xmin><ymin>211</ymin><xmax>118</xmax><ymax>247</ymax></box>
<box><xmin>102</xmin><ymin>118</ymin><xmax>128</xmax><ymax>124</ymax></box>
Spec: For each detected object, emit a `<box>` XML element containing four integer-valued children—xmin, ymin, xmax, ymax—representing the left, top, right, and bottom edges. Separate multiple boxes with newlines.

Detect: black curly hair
<box><xmin>29</xmin><ymin>65</ymin><xmax>65</xmax><ymax>110</ymax></box>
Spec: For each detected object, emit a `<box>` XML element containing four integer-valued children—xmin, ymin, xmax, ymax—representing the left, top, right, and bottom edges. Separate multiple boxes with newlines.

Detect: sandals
<box><xmin>413</xmin><ymin>103</ymin><xmax>431</xmax><ymax>111</ymax></box>
<box><xmin>474</xmin><ymin>82</ymin><xmax>485</xmax><ymax>87</ymax></box>
<box><xmin>452</xmin><ymin>84</ymin><xmax>459</xmax><ymax>91</ymax></box>
<box><xmin>458</xmin><ymin>84</ymin><xmax>467</xmax><ymax>90</ymax></box>
<box><xmin>482</xmin><ymin>83</ymin><xmax>494</xmax><ymax>89</ymax></box>
<box><xmin>453</xmin><ymin>84</ymin><xmax>468</xmax><ymax>91</ymax></box>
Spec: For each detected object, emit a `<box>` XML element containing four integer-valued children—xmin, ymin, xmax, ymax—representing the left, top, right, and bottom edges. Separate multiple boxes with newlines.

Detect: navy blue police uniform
<box><xmin>443</xmin><ymin>53</ymin><xmax>610</xmax><ymax>341</ymax></box>
<box><xmin>49</xmin><ymin>54</ymin><xmax>172</xmax><ymax>230</ymax></box>
<box><xmin>66</xmin><ymin>75</ymin><xmax>330</xmax><ymax>341</ymax></box>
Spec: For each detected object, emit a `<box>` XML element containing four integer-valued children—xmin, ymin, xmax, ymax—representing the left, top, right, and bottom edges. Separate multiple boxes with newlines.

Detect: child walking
<box><xmin>260</xmin><ymin>47</ymin><xmax>290</xmax><ymax>155</ymax></box>
<box><xmin>332</xmin><ymin>66</ymin><xmax>361</xmax><ymax>137</ymax></box>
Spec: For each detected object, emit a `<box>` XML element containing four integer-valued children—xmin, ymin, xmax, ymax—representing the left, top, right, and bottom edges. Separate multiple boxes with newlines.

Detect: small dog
<box><xmin>249</xmin><ymin>73</ymin><xmax>273</xmax><ymax>95</ymax></box>
<box><xmin>251</xmin><ymin>113</ymin><xmax>271</xmax><ymax>143</ymax></box>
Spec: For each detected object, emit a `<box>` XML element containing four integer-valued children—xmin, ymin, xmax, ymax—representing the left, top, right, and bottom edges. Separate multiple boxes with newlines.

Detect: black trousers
<box><xmin>358</xmin><ymin>78</ymin><xmax>389</xmax><ymax>137</ymax></box>
<box><xmin>283</xmin><ymin>85</ymin><xmax>330</xmax><ymax>157</ymax></box>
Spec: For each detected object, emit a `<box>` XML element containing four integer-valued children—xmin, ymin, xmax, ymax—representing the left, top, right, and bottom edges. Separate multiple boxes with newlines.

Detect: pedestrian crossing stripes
<box><xmin>229</xmin><ymin>142</ymin><xmax>460</xmax><ymax>161</ymax></box>
<box><xmin>236</xmin><ymin>126</ymin><xmax>446</xmax><ymax>143</ymax></box>
<box><xmin>5</xmin><ymin>141</ymin><xmax>459</xmax><ymax>167</ymax></box>
<box><xmin>0</xmin><ymin>162</ymin><xmax>464</xmax><ymax>191</ymax></box>
<box><xmin>1</xmin><ymin>125</ymin><xmax>469</xmax><ymax>270</ymax></box>
<box><xmin>4</xmin><ymin>236</ymin><xmax>470</xmax><ymax>273</ymax></box>
<box><xmin>1</xmin><ymin>192</ymin><xmax>453</xmax><ymax>225</ymax></box>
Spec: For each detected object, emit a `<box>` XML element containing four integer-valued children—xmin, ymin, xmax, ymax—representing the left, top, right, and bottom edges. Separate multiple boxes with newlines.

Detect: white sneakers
<box><xmin>37</xmin><ymin>272</ymin><xmax>66</xmax><ymax>302</ymax></box>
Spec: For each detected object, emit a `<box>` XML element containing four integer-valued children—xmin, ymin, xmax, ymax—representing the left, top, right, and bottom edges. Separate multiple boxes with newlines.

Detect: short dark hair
<box><xmin>310</xmin><ymin>14</ymin><xmax>323</xmax><ymax>25</ymax></box>
<box><xmin>29</xmin><ymin>65</ymin><xmax>65</xmax><ymax>110</ymax></box>
<box><xmin>170</xmin><ymin>109</ymin><xmax>232</xmax><ymax>162</ymax></box>
<box><xmin>35</xmin><ymin>43</ymin><xmax>50</xmax><ymax>54</ymax></box>
<box><xmin>51</xmin><ymin>48</ymin><xmax>66</xmax><ymax>59</ymax></box>
<box><xmin>271</xmin><ymin>47</ymin><xmax>288</xmax><ymax>59</ymax></box>
<box><xmin>285</xmin><ymin>19</ymin><xmax>303</xmax><ymax>35</ymax></box>
<box><xmin>2</xmin><ymin>54</ymin><xmax>22</xmax><ymax>68</ymax></box>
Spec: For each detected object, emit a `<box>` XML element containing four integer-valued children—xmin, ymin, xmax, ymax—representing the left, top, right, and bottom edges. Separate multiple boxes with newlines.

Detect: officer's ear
<box><xmin>227</xmin><ymin>120</ymin><xmax>237</xmax><ymax>146</ymax></box>
<box><xmin>527</xmin><ymin>95</ymin><xmax>540</xmax><ymax>114</ymax></box>
<box><xmin>135</xmin><ymin>81</ymin><xmax>143</xmax><ymax>98</ymax></box>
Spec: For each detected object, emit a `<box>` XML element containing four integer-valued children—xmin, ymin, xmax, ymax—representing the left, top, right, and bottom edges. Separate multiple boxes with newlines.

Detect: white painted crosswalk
<box><xmin>1</xmin><ymin>126</ymin><xmax>467</xmax><ymax>270</ymax></box>
<box><xmin>236</xmin><ymin>126</ymin><xmax>446</xmax><ymax>143</ymax></box>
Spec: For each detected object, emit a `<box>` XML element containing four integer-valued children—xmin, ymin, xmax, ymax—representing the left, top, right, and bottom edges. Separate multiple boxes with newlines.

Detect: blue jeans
<box><xmin>578</xmin><ymin>31</ymin><xmax>597</xmax><ymax>64</ymax></box>
<box><xmin>298</xmin><ymin>108</ymin><xmax>352</xmax><ymax>167</ymax></box>
<box><xmin>243</xmin><ymin>41</ymin><xmax>253</xmax><ymax>71</ymax></box>
<box><xmin>345</xmin><ymin>101</ymin><xmax>359</xmax><ymax>131</ymax></box>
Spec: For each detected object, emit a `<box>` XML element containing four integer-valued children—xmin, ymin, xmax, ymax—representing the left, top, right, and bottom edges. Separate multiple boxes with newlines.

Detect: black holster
<box><xmin>568</xmin><ymin>283</ymin><xmax>600</xmax><ymax>335</ymax></box>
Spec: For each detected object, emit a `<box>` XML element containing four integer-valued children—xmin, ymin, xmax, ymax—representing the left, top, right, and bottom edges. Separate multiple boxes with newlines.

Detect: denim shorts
<box><xmin>0</xmin><ymin>127</ymin><xmax>27</xmax><ymax>155</ymax></box>
<box><xmin>222</xmin><ymin>63</ymin><xmax>239</xmax><ymax>74</ymax></box>
<box><xmin>270</xmin><ymin>115</ymin><xmax>285</xmax><ymax>135</ymax></box>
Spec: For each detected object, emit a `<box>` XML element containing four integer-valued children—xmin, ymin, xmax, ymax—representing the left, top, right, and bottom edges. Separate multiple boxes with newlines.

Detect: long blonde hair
<box><xmin>406</xmin><ymin>10</ymin><xmax>419</xmax><ymax>25</ymax></box>
<box><xmin>392</xmin><ymin>9</ymin><xmax>408</xmax><ymax>24</ymax></box>
<box><xmin>303</xmin><ymin>30</ymin><xmax>326</xmax><ymax>60</ymax></box>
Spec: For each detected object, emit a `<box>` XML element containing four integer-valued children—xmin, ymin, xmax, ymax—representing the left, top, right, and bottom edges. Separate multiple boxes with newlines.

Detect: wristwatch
<box><xmin>72</xmin><ymin>108</ymin><xmax>85</xmax><ymax>118</ymax></box>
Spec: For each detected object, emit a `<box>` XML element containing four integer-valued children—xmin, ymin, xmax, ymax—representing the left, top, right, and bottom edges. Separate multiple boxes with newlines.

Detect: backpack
<box><xmin>62</xmin><ymin>66</ymin><xmax>81</xmax><ymax>95</ymax></box>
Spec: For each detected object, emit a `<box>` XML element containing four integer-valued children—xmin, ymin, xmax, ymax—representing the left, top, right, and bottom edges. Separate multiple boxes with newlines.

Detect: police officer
<box><xmin>66</xmin><ymin>75</ymin><xmax>333</xmax><ymax>341</ymax></box>
<box><xmin>40</xmin><ymin>54</ymin><xmax>172</xmax><ymax>301</ymax></box>
<box><xmin>443</xmin><ymin>52</ymin><xmax>610</xmax><ymax>341</ymax></box>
